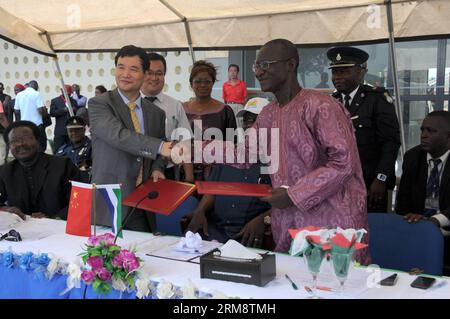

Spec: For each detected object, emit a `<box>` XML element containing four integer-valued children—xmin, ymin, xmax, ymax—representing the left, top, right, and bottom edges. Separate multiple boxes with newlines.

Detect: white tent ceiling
<box><xmin>0</xmin><ymin>0</ymin><xmax>449</xmax><ymax>55</ymax></box>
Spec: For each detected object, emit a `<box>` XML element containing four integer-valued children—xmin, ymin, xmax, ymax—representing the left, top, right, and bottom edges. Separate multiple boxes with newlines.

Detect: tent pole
<box><xmin>43</xmin><ymin>32</ymin><xmax>74</xmax><ymax>116</ymax></box>
<box><xmin>159</xmin><ymin>0</ymin><xmax>195</xmax><ymax>63</ymax></box>
<box><xmin>386</xmin><ymin>0</ymin><xmax>405</xmax><ymax>158</ymax></box>
<box><xmin>183</xmin><ymin>19</ymin><xmax>196</xmax><ymax>64</ymax></box>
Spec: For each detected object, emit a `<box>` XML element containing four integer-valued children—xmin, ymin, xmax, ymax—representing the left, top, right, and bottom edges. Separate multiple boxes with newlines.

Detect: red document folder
<box><xmin>122</xmin><ymin>179</ymin><xmax>196</xmax><ymax>215</ymax></box>
<box><xmin>195</xmin><ymin>181</ymin><xmax>271</xmax><ymax>197</ymax></box>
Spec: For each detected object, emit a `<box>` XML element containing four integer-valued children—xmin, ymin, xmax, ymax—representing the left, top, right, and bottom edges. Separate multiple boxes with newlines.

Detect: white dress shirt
<box><xmin>142</xmin><ymin>91</ymin><xmax>193</xmax><ymax>140</ymax></box>
<box><xmin>341</xmin><ymin>85</ymin><xmax>360</xmax><ymax>106</ymax></box>
<box><xmin>428</xmin><ymin>149</ymin><xmax>450</xmax><ymax>228</ymax></box>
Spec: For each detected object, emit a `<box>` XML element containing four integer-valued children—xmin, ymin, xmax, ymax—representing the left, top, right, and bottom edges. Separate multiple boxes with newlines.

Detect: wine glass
<box><xmin>302</xmin><ymin>245</ymin><xmax>325</xmax><ymax>298</ymax></box>
<box><xmin>331</xmin><ymin>251</ymin><xmax>353</xmax><ymax>294</ymax></box>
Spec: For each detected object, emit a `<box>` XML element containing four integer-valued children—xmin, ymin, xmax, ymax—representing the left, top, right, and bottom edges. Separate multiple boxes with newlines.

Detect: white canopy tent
<box><xmin>0</xmin><ymin>0</ymin><xmax>449</xmax><ymax>54</ymax></box>
<box><xmin>1</xmin><ymin>0</ymin><xmax>450</xmax><ymax>153</ymax></box>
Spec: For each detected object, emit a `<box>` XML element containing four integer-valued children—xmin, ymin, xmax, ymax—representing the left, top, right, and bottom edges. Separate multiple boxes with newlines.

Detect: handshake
<box><xmin>160</xmin><ymin>139</ymin><xmax>193</xmax><ymax>164</ymax></box>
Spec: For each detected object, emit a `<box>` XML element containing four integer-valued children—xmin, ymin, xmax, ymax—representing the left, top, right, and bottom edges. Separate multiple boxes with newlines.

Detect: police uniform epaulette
<box><xmin>361</xmin><ymin>84</ymin><xmax>394</xmax><ymax>103</ymax></box>
<box><xmin>361</xmin><ymin>84</ymin><xmax>385</xmax><ymax>93</ymax></box>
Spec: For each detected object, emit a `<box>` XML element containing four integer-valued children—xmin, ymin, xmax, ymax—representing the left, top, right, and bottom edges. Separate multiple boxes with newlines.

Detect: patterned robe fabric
<box><xmin>209</xmin><ymin>89</ymin><xmax>370</xmax><ymax>264</ymax></box>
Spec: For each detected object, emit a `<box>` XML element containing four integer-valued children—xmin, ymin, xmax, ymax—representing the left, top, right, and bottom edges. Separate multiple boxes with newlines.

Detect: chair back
<box><xmin>155</xmin><ymin>196</ymin><xmax>198</xmax><ymax>236</ymax></box>
<box><xmin>368</xmin><ymin>213</ymin><xmax>444</xmax><ymax>275</ymax></box>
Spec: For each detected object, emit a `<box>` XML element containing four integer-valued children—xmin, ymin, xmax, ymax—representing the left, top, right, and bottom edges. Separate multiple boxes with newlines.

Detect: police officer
<box><xmin>56</xmin><ymin>116</ymin><xmax>92</xmax><ymax>173</ymax></box>
<box><xmin>327</xmin><ymin>46</ymin><xmax>401</xmax><ymax>211</ymax></box>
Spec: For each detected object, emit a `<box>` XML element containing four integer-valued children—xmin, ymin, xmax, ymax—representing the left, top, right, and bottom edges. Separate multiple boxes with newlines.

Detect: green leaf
<box><xmin>109</xmin><ymin>245</ymin><xmax>120</xmax><ymax>252</ymax></box>
<box><xmin>89</xmin><ymin>250</ymin><xmax>102</xmax><ymax>257</ymax></box>
<box><xmin>98</xmin><ymin>282</ymin><xmax>111</xmax><ymax>295</ymax></box>
<box><xmin>126</xmin><ymin>276</ymin><xmax>135</xmax><ymax>288</ymax></box>
<box><xmin>92</xmin><ymin>278</ymin><xmax>102</xmax><ymax>291</ymax></box>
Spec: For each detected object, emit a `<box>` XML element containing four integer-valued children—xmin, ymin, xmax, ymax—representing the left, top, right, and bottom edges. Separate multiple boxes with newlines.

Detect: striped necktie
<box><xmin>426</xmin><ymin>158</ymin><xmax>442</xmax><ymax>198</ymax></box>
<box><xmin>127</xmin><ymin>101</ymin><xmax>143</xmax><ymax>185</ymax></box>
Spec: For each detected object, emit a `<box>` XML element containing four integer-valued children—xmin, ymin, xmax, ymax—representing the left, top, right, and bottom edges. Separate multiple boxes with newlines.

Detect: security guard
<box><xmin>56</xmin><ymin>116</ymin><xmax>92</xmax><ymax>173</ymax></box>
<box><xmin>327</xmin><ymin>46</ymin><xmax>401</xmax><ymax>212</ymax></box>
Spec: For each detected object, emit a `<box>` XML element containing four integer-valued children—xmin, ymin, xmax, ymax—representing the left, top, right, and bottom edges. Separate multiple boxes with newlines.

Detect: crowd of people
<box><xmin>0</xmin><ymin>39</ymin><xmax>449</xmax><ymax>273</ymax></box>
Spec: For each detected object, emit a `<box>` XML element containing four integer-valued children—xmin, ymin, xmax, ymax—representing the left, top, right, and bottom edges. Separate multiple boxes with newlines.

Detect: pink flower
<box><xmin>119</xmin><ymin>250</ymin><xmax>140</xmax><ymax>272</ymax></box>
<box><xmin>87</xmin><ymin>256</ymin><xmax>103</xmax><ymax>270</ymax></box>
<box><xmin>112</xmin><ymin>255</ymin><xmax>123</xmax><ymax>268</ymax></box>
<box><xmin>81</xmin><ymin>270</ymin><xmax>96</xmax><ymax>283</ymax></box>
<box><xmin>87</xmin><ymin>235</ymin><xmax>100</xmax><ymax>246</ymax></box>
<box><xmin>97</xmin><ymin>268</ymin><xmax>112</xmax><ymax>281</ymax></box>
<box><xmin>97</xmin><ymin>233</ymin><xmax>115</xmax><ymax>246</ymax></box>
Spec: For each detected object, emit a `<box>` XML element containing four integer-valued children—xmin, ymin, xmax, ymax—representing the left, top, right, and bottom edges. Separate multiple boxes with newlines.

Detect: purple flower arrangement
<box><xmin>79</xmin><ymin>233</ymin><xmax>142</xmax><ymax>295</ymax></box>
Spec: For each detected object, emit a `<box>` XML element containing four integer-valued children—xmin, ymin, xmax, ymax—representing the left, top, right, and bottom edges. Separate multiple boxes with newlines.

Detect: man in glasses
<box><xmin>182</xmin><ymin>39</ymin><xmax>369</xmax><ymax>263</ymax></box>
<box><xmin>140</xmin><ymin>53</ymin><xmax>193</xmax><ymax>182</ymax></box>
<box><xmin>0</xmin><ymin>121</ymin><xmax>84</xmax><ymax>220</ymax></box>
<box><xmin>328</xmin><ymin>46</ymin><xmax>400</xmax><ymax>212</ymax></box>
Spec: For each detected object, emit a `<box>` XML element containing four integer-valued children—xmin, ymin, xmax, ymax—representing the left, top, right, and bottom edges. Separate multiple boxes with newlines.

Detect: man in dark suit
<box><xmin>0</xmin><ymin>121</ymin><xmax>84</xmax><ymax>220</ymax></box>
<box><xmin>396</xmin><ymin>111</ymin><xmax>450</xmax><ymax>274</ymax></box>
<box><xmin>328</xmin><ymin>46</ymin><xmax>401</xmax><ymax>212</ymax></box>
<box><xmin>88</xmin><ymin>45</ymin><xmax>176</xmax><ymax>233</ymax></box>
<box><xmin>50</xmin><ymin>84</ymin><xmax>78</xmax><ymax>151</ymax></box>
<box><xmin>396</xmin><ymin>111</ymin><xmax>450</xmax><ymax>226</ymax></box>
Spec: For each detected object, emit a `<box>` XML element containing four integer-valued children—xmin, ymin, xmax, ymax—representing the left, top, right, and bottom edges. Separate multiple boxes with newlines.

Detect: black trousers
<box><xmin>38</xmin><ymin>125</ymin><xmax>47</xmax><ymax>153</ymax></box>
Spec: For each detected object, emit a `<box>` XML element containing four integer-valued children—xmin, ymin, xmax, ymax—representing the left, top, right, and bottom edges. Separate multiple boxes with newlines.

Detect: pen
<box><xmin>284</xmin><ymin>274</ymin><xmax>298</xmax><ymax>290</ymax></box>
<box><xmin>316</xmin><ymin>285</ymin><xmax>332</xmax><ymax>292</ymax></box>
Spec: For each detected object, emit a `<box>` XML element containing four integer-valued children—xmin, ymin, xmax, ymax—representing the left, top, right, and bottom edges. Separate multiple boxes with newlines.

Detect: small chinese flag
<box><xmin>66</xmin><ymin>181</ymin><xmax>93</xmax><ymax>237</ymax></box>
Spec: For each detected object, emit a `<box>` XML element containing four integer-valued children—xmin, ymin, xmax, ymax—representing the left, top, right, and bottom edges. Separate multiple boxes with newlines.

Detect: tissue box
<box><xmin>200</xmin><ymin>249</ymin><xmax>276</xmax><ymax>287</ymax></box>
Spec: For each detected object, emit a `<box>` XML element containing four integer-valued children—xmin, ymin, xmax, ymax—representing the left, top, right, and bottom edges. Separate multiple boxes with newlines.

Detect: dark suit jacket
<box><xmin>0</xmin><ymin>153</ymin><xmax>84</xmax><ymax>219</ymax></box>
<box><xmin>396</xmin><ymin>145</ymin><xmax>450</xmax><ymax>222</ymax></box>
<box><xmin>333</xmin><ymin>85</ymin><xmax>401</xmax><ymax>189</ymax></box>
<box><xmin>50</xmin><ymin>96</ymin><xmax>78</xmax><ymax>136</ymax></box>
<box><xmin>88</xmin><ymin>89</ymin><xmax>166</xmax><ymax>229</ymax></box>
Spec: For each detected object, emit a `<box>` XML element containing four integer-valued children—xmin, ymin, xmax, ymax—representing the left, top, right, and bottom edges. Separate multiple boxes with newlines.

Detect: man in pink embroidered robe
<box><xmin>201</xmin><ymin>39</ymin><xmax>370</xmax><ymax>264</ymax></box>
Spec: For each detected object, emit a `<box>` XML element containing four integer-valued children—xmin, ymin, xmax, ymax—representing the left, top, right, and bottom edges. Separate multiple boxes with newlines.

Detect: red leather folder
<box><xmin>122</xmin><ymin>179</ymin><xmax>196</xmax><ymax>215</ymax></box>
<box><xmin>195</xmin><ymin>181</ymin><xmax>271</xmax><ymax>197</ymax></box>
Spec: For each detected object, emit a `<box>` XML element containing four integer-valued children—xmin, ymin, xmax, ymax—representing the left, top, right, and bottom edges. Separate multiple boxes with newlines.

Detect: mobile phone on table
<box><xmin>410</xmin><ymin>276</ymin><xmax>436</xmax><ymax>289</ymax></box>
<box><xmin>379</xmin><ymin>273</ymin><xmax>398</xmax><ymax>286</ymax></box>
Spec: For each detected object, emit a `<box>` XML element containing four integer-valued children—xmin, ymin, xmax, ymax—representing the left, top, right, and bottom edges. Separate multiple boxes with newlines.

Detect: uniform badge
<box><xmin>384</xmin><ymin>92</ymin><xmax>393</xmax><ymax>103</ymax></box>
<box><xmin>336</xmin><ymin>53</ymin><xmax>342</xmax><ymax>61</ymax></box>
<box><xmin>78</xmin><ymin>147</ymin><xmax>86</xmax><ymax>156</ymax></box>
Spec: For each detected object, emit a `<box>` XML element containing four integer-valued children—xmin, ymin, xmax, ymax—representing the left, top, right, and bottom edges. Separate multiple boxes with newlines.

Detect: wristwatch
<box><xmin>376</xmin><ymin>173</ymin><xmax>387</xmax><ymax>182</ymax></box>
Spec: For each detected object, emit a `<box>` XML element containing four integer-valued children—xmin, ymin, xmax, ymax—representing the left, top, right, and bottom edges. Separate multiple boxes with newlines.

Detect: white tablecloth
<box><xmin>0</xmin><ymin>217</ymin><xmax>449</xmax><ymax>299</ymax></box>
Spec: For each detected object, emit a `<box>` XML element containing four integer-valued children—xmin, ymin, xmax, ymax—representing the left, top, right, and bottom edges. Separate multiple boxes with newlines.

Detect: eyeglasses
<box><xmin>0</xmin><ymin>229</ymin><xmax>22</xmax><ymax>242</ymax></box>
<box><xmin>252</xmin><ymin>57</ymin><xmax>294</xmax><ymax>73</ymax></box>
<box><xmin>192</xmin><ymin>79</ymin><xmax>213</xmax><ymax>86</ymax></box>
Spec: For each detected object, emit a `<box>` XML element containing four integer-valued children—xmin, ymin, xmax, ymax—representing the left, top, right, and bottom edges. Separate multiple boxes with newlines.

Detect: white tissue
<box><xmin>175</xmin><ymin>231</ymin><xmax>203</xmax><ymax>252</ymax></box>
<box><xmin>217</xmin><ymin>240</ymin><xmax>262</xmax><ymax>260</ymax></box>
<box><xmin>289</xmin><ymin>228</ymin><xmax>331</xmax><ymax>256</ymax></box>
<box><xmin>335</xmin><ymin>227</ymin><xmax>367</xmax><ymax>243</ymax></box>
<box><xmin>0</xmin><ymin>211</ymin><xmax>25</xmax><ymax>231</ymax></box>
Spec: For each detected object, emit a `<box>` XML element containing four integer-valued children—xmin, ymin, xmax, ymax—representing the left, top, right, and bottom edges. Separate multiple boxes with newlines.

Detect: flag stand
<box><xmin>92</xmin><ymin>183</ymin><xmax>97</xmax><ymax>236</ymax></box>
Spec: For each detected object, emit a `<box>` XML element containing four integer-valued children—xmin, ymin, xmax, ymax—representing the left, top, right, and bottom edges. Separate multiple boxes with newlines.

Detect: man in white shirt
<box><xmin>71</xmin><ymin>84</ymin><xmax>87</xmax><ymax>108</ymax></box>
<box><xmin>13</xmin><ymin>80</ymin><xmax>48</xmax><ymax>152</ymax></box>
<box><xmin>141</xmin><ymin>52</ymin><xmax>194</xmax><ymax>182</ymax></box>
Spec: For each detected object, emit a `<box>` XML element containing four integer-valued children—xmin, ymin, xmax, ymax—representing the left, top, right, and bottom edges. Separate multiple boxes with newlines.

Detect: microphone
<box><xmin>114</xmin><ymin>191</ymin><xmax>159</xmax><ymax>243</ymax></box>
